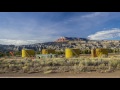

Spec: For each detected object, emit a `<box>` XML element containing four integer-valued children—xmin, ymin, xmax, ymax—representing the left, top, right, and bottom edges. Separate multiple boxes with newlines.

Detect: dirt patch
<box><xmin>1</xmin><ymin>70</ymin><xmax>120</xmax><ymax>78</ymax></box>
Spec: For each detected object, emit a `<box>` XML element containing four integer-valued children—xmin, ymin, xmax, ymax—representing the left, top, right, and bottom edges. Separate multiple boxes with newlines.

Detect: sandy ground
<box><xmin>1</xmin><ymin>71</ymin><xmax>120</xmax><ymax>78</ymax></box>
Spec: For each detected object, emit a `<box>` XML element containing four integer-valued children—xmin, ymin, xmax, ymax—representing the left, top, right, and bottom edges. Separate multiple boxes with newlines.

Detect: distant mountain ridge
<box><xmin>0</xmin><ymin>36</ymin><xmax>120</xmax><ymax>53</ymax></box>
<box><xmin>55</xmin><ymin>36</ymin><xmax>88</xmax><ymax>42</ymax></box>
<box><xmin>63</xmin><ymin>37</ymin><xmax>88</xmax><ymax>40</ymax></box>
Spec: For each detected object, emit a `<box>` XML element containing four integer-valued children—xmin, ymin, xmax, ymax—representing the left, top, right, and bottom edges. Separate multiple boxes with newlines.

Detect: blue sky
<box><xmin>1</xmin><ymin>12</ymin><xmax>120</xmax><ymax>45</ymax></box>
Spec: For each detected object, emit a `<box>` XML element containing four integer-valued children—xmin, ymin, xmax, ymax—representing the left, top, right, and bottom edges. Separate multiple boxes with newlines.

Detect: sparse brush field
<box><xmin>1</xmin><ymin>55</ymin><xmax>120</xmax><ymax>74</ymax></box>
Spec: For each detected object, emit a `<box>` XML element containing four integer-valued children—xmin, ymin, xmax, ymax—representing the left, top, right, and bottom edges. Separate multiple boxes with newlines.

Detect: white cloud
<box><xmin>88</xmin><ymin>28</ymin><xmax>120</xmax><ymax>40</ymax></box>
<box><xmin>66</xmin><ymin>12</ymin><xmax>109</xmax><ymax>22</ymax></box>
<box><xmin>62</xmin><ymin>12</ymin><xmax>110</xmax><ymax>32</ymax></box>
<box><xmin>0</xmin><ymin>39</ymin><xmax>40</xmax><ymax>45</ymax></box>
<box><xmin>81</xmin><ymin>12</ymin><xmax>105</xmax><ymax>18</ymax></box>
<box><xmin>0</xmin><ymin>13</ymin><xmax>65</xmax><ymax>45</ymax></box>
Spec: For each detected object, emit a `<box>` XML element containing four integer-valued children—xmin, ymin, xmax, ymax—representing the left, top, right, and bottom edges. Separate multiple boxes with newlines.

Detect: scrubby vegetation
<box><xmin>1</xmin><ymin>57</ymin><xmax>120</xmax><ymax>74</ymax></box>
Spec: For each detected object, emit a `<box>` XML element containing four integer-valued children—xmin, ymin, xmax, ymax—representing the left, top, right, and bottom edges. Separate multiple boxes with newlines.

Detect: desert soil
<box><xmin>0</xmin><ymin>71</ymin><xmax>120</xmax><ymax>78</ymax></box>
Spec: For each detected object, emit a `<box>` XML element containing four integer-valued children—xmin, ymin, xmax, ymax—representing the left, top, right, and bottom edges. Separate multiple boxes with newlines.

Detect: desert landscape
<box><xmin>0</xmin><ymin>54</ymin><xmax>120</xmax><ymax>78</ymax></box>
<box><xmin>1</xmin><ymin>12</ymin><xmax>120</xmax><ymax>78</ymax></box>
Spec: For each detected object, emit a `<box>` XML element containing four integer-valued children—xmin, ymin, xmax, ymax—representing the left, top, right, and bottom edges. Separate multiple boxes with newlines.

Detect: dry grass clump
<box><xmin>1</xmin><ymin>57</ymin><xmax>120</xmax><ymax>74</ymax></box>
